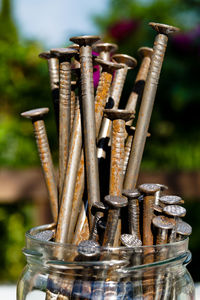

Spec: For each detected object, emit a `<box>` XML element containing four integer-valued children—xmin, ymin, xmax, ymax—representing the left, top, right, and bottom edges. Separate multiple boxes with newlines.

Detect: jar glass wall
<box><xmin>17</xmin><ymin>223</ymin><xmax>195</xmax><ymax>300</ymax></box>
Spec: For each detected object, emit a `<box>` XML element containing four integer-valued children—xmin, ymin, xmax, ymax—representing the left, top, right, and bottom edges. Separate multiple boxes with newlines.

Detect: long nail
<box><xmin>152</xmin><ymin>215</ymin><xmax>175</xmax><ymax>300</ymax></box>
<box><xmin>67</xmin><ymin>59</ymin><xmax>120</xmax><ymax>243</ymax></box>
<box><xmin>122</xmin><ymin>189</ymin><xmax>141</xmax><ymax>240</ymax></box>
<box><xmin>103</xmin><ymin>195</ymin><xmax>128</xmax><ymax>247</ymax></box>
<box><xmin>123</xmin><ymin>126</ymin><xmax>150</xmax><ymax>176</ymax></box>
<box><xmin>70</xmin><ymin>81</ymin><xmax>77</xmax><ymax>131</ymax></box>
<box><xmin>125</xmin><ymin>47</ymin><xmax>153</xmax><ymax>129</ymax></box>
<box><xmin>90</xmin><ymin>202</ymin><xmax>107</xmax><ymax>242</ymax></box>
<box><xmin>163</xmin><ymin>204</ymin><xmax>186</xmax><ymax>243</ymax></box>
<box><xmin>124</xmin><ymin>23</ymin><xmax>179</xmax><ymax>190</ymax></box>
<box><xmin>154</xmin><ymin>184</ymin><xmax>168</xmax><ymax>206</ymax></box>
<box><xmin>97</xmin><ymin>55</ymin><xmax>137</xmax><ymax>159</ymax></box>
<box><xmin>104</xmin><ymin>109</ymin><xmax>135</xmax><ymax>196</ymax></box>
<box><xmin>138</xmin><ymin>183</ymin><xmax>160</xmax><ymax>248</ymax></box>
<box><xmin>21</xmin><ymin>108</ymin><xmax>58</xmax><ymax>222</ymax></box>
<box><xmin>70</xmin><ymin>35</ymin><xmax>101</xmax><ymax>228</ymax></box>
<box><xmin>104</xmin><ymin>109</ymin><xmax>134</xmax><ymax>246</ymax></box>
<box><xmin>51</xmin><ymin>48</ymin><xmax>78</xmax><ymax>201</ymax></box>
<box><xmin>55</xmin><ymin>96</ymin><xmax>82</xmax><ymax>244</ymax></box>
<box><xmin>39</xmin><ymin>51</ymin><xmax>60</xmax><ymax>133</ymax></box>
<box><xmin>92</xmin><ymin>42</ymin><xmax>118</xmax><ymax>61</ymax></box>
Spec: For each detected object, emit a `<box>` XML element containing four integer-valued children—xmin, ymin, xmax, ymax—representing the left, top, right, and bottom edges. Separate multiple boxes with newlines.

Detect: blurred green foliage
<box><xmin>0</xmin><ymin>202</ymin><xmax>34</xmax><ymax>282</ymax></box>
<box><xmin>94</xmin><ymin>0</ymin><xmax>200</xmax><ymax>171</ymax></box>
<box><xmin>0</xmin><ymin>0</ymin><xmax>58</xmax><ymax>168</ymax></box>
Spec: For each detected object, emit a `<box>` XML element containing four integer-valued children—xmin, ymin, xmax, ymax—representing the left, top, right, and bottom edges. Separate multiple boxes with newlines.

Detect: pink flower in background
<box><xmin>108</xmin><ymin>19</ymin><xmax>140</xmax><ymax>41</ymax></box>
<box><xmin>172</xmin><ymin>24</ymin><xmax>200</xmax><ymax>55</ymax></box>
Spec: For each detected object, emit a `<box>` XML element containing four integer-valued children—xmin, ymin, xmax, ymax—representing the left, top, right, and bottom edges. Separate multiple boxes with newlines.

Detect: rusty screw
<box><xmin>124</xmin><ymin>23</ymin><xmax>180</xmax><ymax>190</ymax></box>
<box><xmin>92</xmin><ymin>42</ymin><xmax>118</xmax><ymax>61</ymax></box>
<box><xmin>69</xmin><ymin>35</ymin><xmax>101</xmax><ymax>228</ymax></box>
<box><xmin>21</xmin><ymin>108</ymin><xmax>58</xmax><ymax>223</ymax></box>
<box><xmin>39</xmin><ymin>51</ymin><xmax>60</xmax><ymax>133</ymax></box>
<box><xmin>50</xmin><ymin>48</ymin><xmax>78</xmax><ymax>200</ymax></box>
<box><xmin>97</xmin><ymin>54</ymin><xmax>137</xmax><ymax>159</ymax></box>
<box><xmin>122</xmin><ymin>189</ymin><xmax>141</xmax><ymax>240</ymax></box>
<box><xmin>103</xmin><ymin>195</ymin><xmax>128</xmax><ymax>247</ymax></box>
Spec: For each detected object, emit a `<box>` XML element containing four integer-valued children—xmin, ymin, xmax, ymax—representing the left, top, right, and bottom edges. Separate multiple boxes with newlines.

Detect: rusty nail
<box><xmin>103</xmin><ymin>195</ymin><xmax>128</xmax><ymax>247</ymax></box>
<box><xmin>97</xmin><ymin>54</ymin><xmax>137</xmax><ymax>160</ymax></box>
<box><xmin>123</xmin><ymin>126</ymin><xmax>150</xmax><ymax>176</ymax></box>
<box><xmin>21</xmin><ymin>108</ymin><xmax>58</xmax><ymax>223</ymax></box>
<box><xmin>55</xmin><ymin>96</ymin><xmax>83</xmax><ymax>245</ymax></box>
<box><xmin>67</xmin><ymin>60</ymin><xmax>120</xmax><ymax>243</ymax></box>
<box><xmin>176</xmin><ymin>220</ymin><xmax>192</xmax><ymax>241</ymax></box>
<box><xmin>51</xmin><ymin>48</ymin><xmax>78</xmax><ymax>201</ymax></box>
<box><xmin>122</xmin><ymin>189</ymin><xmax>141</xmax><ymax>240</ymax></box>
<box><xmin>163</xmin><ymin>204</ymin><xmax>186</xmax><ymax>243</ymax></box>
<box><xmin>160</xmin><ymin>195</ymin><xmax>183</xmax><ymax>206</ymax></box>
<box><xmin>138</xmin><ymin>183</ymin><xmax>160</xmax><ymax>247</ymax></box>
<box><xmin>69</xmin><ymin>35</ymin><xmax>101</xmax><ymax>229</ymax></box>
<box><xmin>92</xmin><ymin>42</ymin><xmax>118</xmax><ymax>61</ymax></box>
<box><xmin>104</xmin><ymin>109</ymin><xmax>135</xmax><ymax>196</ymax></box>
<box><xmin>90</xmin><ymin>202</ymin><xmax>107</xmax><ymax>242</ymax></box>
<box><xmin>39</xmin><ymin>51</ymin><xmax>60</xmax><ymax>134</ymax></box>
<box><xmin>152</xmin><ymin>215</ymin><xmax>175</xmax><ymax>245</ymax></box>
<box><xmin>125</xmin><ymin>47</ymin><xmax>153</xmax><ymax>130</ymax></box>
<box><xmin>154</xmin><ymin>184</ymin><xmax>168</xmax><ymax>206</ymax></box>
<box><xmin>124</xmin><ymin>23</ymin><xmax>180</xmax><ymax>190</ymax></box>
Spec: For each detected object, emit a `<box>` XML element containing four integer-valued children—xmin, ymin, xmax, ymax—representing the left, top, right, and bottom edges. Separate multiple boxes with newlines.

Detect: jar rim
<box><xmin>26</xmin><ymin>223</ymin><xmax>189</xmax><ymax>251</ymax></box>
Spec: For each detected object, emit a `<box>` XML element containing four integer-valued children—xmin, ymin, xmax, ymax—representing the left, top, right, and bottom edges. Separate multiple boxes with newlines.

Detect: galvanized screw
<box><xmin>97</xmin><ymin>54</ymin><xmax>137</xmax><ymax>159</ymax></box>
<box><xmin>21</xmin><ymin>108</ymin><xmax>58</xmax><ymax>223</ymax></box>
<box><xmin>103</xmin><ymin>195</ymin><xmax>128</xmax><ymax>247</ymax></box>
<box><xmin>69</xmin><ymin>35</ymin><xmax>101</xmax><ymax>229</ymax></box>
<box><xmin>124</xmin><ymin>23</ymin><xmax>180</xmax><ymax>190</ymax></box>
<box><xmin>92</xmin><ymin>42</ymin><xmax>118</xmax><ymax>61</ymax></box>
<box><xmin>122</xmin><ymin>189</ymin><xmax>141</xmax><ymax>240</ymax></box>
<box><xmin>50</xmin><ymin>48</ymin><xmax>78</xmax><ymax>200</ymax></box>
<box><xmin>39</xmin><ymin>51</ymin><xmax>60</xmax><ymax>133</ymax></box>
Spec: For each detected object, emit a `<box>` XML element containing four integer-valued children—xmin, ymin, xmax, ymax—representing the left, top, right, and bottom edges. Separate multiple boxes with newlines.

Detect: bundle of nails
<box><xmin>21</xmin><ymin>22</ymin><xmax>192</xmax><ymax>299</ymax></box>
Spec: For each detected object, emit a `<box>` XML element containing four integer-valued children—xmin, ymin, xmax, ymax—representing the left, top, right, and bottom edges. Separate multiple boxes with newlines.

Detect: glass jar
<box><xmin>17</xmin><ymin>223</ymin><xmax>195</xmax><ymax>300</ymax></box>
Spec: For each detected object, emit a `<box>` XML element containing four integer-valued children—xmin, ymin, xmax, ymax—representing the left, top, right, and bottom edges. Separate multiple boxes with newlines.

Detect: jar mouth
<box><xmin>26</xmin><ymin>223</ymin><xmax>189</xmax><ymax>251</ymax></box>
